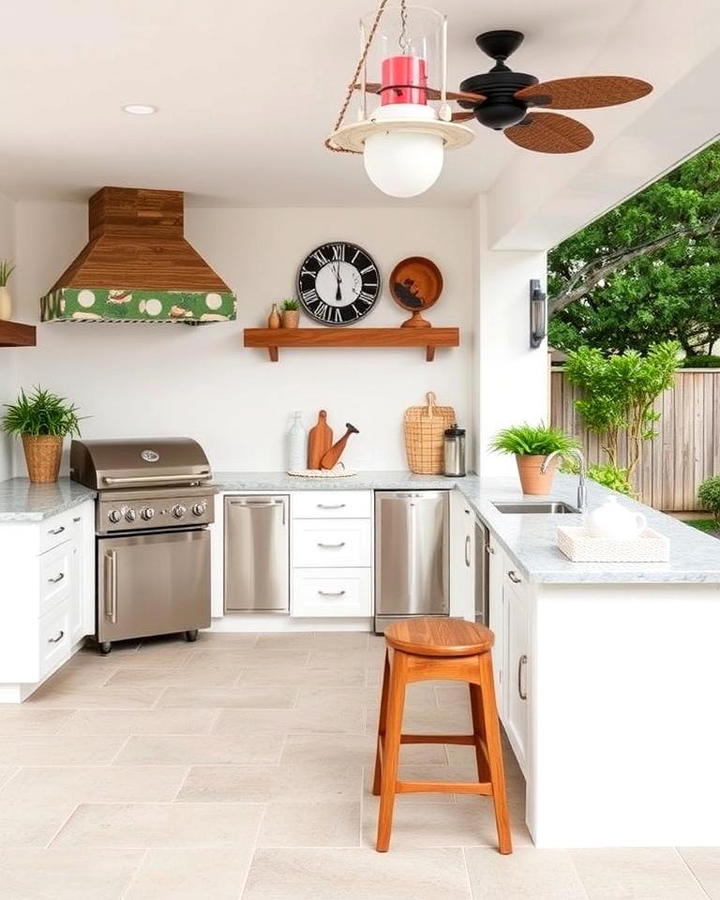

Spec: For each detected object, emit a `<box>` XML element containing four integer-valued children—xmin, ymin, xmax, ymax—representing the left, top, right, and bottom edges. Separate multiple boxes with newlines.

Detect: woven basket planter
<box><xmin>22</xmin><ymin>434</ymin><xmax>63</xmax><ymax>483</ymax></box>
<box><xmin>404</xmin><ymin>392</ymin><xmax>455</xmax><ymax>475</ymax></box>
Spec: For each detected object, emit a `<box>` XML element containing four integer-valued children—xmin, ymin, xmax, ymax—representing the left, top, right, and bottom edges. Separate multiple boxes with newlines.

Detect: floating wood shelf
<box><xmin>244</xmin><ymin>327</ymin><xmax>460</xmax><ymax>362</ymax></box>
<box><xmin>0</xmin><ymin>320</ymin><xmax>36</xmax><ymax>348</ymax></box>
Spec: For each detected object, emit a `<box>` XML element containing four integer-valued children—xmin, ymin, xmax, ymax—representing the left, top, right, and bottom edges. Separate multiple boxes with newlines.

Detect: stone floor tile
<box><xmin>0</xmin><ymin>765</ymin><xmax>186</xmax><ymax>803</ymax></box>
<box><xmin>52</xmin><ymin>802</ymin><xmax>264</xmax><ymax>849</ymax></box>
<box><xmin>282</xmin><ymin>733</ymin><xmax>447</xmax><ymax>767</ymax></box>
<box><xmin>178</xmin><ymin>763</ymin><xmax>363</xmax><ymax>803</ymax></box>
<box><xmin>258</xmin><ymin>800</ymin><xmax>361</xmax><ymax>848</ymax></box>
<box><xmin>465</xmin><ymin>847</ymin><xmax>588</xmax><ymax>899</ymax></box>
<box><xmin>125</xmin><ymin>847</ymin><xmax>254</xmax><ymax>899</ymax></box>
<box><xmin>0</xmin><ymin>708</ymin><xmax>72</xmax><ymax>735</ymax></box>
<box><xmin>58</xmin><ymin>708</ymin><xmax>217</xmax><ymax>735</ymax></box>
<box><xmin>571</xmin><ymin>847</ymin><xmax>707</xmax><ymax>899</ymax></box>
<box><xmin>0</xmin><ymin>848</ymin><xmax>143</xmax><ymax>899</ymax></box>
<box><xmin>26</xmin><ymin>684</ymin><xmax>164</xmax><ymax>709</ymax></box>
<box><xmin>0</xmin><ymin>734</ymin><xmax>126</xmax><ymax>765</ymax></box>
<box><xmin>0</xmin><ymin>799</ymin><xmax>78</xmax><ymax>848</ymax></box>
<box><xmin>157</xmin><ymin>684</ymin><xmax>298</xmax><ymax>709</ymax></box>
<box><xmin>255</xmin><ymin>633</ymin><xmax>317</xmax><ymax>651</ymax></box>
<box><xmin>115</xmin><ymin>733</ymin><xmax>284</xmax><ymax>766</ymax></box>
<box><xmin>678</xmin><ymin>848</ymin><xmax>720</xmax><ymax>899</ymax></box>
<box><xmin>242</xmin><ymin>847</ymin><xmax>472</xmax><ymax>899</ymax></box>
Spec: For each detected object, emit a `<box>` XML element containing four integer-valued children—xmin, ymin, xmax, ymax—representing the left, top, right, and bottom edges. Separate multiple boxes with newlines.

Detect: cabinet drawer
<box><xmin>292</xmin><ymin>568</ymin><xmax>372</xmax><ymax>617</ymax></box>
<box><xmin>39</xmin><ymin>602</ymin><xmax>71</xmax><ymax>679</ymax></box>
<box><xmin>292</xmin><ymin>491</ymin><xmax>372</xmax><ymax>520</ymax></box>
<box><xmin>293</xmin><ymin>519</ymin><xmax>372</xmax><ymax>567</ymax></box>
<box><xmin>39</xmin><ymin>510</ymin><xmax>76</xmax><ymax>555</ymax></box>
<box><xmin>39</xmin><ymin>542</ymin><xmax>73</xmax><ymax>615</ymax></box>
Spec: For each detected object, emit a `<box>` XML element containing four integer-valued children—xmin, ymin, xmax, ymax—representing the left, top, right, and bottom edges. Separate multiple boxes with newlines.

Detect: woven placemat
<box><xmin>287</xmin><ymin>466</ymin><xmax>357</xmax><ymax>478</ymax></box>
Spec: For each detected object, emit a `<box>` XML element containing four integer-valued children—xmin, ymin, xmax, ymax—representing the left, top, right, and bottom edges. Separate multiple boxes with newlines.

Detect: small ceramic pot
<box><xmin>516</xmin><ymin>454</ymin><xmax>557</xmax><ymax>495</ymax></box>
<box><xmin>0</xmin><ymin>286</ymin><xmax>12</xmax><ymax>320</ymax></box>
<box><xmin>282</xmin><ymin>310</ymin><xmax>299</xmax><ymax>329</ymax></box>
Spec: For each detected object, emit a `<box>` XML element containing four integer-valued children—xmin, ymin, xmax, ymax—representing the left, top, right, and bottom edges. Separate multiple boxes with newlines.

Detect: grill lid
<box><xmin>70</xmin><ymin>437</ymin><xmax>212</xmax><ymax>490</ymax></box>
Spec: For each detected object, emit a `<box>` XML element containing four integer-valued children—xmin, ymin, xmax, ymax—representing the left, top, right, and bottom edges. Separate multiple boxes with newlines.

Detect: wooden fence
<box><xmin>550</xmin><ymin>369</ymin><xmax>720</xmax><ymax>511</ymax></box>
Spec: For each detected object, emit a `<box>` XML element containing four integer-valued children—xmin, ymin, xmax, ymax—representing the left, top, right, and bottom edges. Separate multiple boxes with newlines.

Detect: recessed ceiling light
<box><xmin>122</xmin><ymin>104</ymin><xmax>158</xmax><ymax>116</ymax></box>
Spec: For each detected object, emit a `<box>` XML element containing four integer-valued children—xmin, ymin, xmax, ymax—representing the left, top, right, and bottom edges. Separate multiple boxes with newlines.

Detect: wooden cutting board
<box><xmin>307</xmin><ymin>410</ymin><xmax>333</xmax><ymax>469</ymax></box>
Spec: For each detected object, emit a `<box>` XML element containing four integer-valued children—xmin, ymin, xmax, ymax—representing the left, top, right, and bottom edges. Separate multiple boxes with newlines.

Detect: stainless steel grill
<box><xmin>70</xmin><ymin>437</ymin><xmax>215</xmax><ymax>653</ymax></box>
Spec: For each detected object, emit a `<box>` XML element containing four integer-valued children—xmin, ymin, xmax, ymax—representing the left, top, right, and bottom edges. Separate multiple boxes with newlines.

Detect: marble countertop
<box><xmin>0</xmin><ymin>478</ymin><xmax>96</xmax><ymax>522</ymax></box>
<box><xmin>215</xmin><ymin>470</ymin><xmax>720</xmax><ymax>585</ymax></box>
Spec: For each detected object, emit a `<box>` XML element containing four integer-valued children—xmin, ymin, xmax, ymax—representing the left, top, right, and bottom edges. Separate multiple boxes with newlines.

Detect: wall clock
<box><xmin>297</xmin><ymin>241</ymin><xmax>380</xmax><ymax>326</ymax></box>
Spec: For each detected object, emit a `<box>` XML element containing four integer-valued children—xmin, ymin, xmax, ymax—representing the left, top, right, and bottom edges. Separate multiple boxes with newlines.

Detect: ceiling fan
<box><xmin>358</xmin><ymin>29</ymin><xmax>653</xmax><ymax>154</ymax></box>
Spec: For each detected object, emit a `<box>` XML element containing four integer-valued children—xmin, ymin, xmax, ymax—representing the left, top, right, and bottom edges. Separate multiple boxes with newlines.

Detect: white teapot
<box><xmin>587</xmin><ymin>498</ymin><xmax>646</xmax><ymax>541</ymax></box>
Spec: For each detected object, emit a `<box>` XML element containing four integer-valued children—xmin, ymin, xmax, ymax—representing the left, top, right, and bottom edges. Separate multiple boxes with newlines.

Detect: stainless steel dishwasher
<box><xmin>374</xmin><ymin>490</ymin><xmax>449</xmax><ymax>633</ymax></box>
<box><xmin>224</xmin><ymin>495</ymin><xmax>289</xmax><ymax>612</ymax></box>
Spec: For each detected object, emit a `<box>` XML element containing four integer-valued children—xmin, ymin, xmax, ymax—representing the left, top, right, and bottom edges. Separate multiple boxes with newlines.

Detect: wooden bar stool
<box><xmin>372</xmin><ymin>617</ymin><xmax>512</xmax><ymax>854</ymax></box>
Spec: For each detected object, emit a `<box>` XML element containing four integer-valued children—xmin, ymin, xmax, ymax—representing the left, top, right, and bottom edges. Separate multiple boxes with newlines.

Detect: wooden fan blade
<box><xmin>505</xmin><ymin>112</ymin><xmax>594</xmax><ymax>154</ymax></box>
<box><xmin>515</xmin><ymin>76</ymin><xmax>652</xmax><ymax>109</ymax></box>
<box><xmin>452</xmin><ymin>111</ymin><xmax>476</xmax><ymax>122</ymax></box>
<box><xmin>352</xmin><ymin>83</ymin><xmax>486</xmax><ymax>103</ymax></box>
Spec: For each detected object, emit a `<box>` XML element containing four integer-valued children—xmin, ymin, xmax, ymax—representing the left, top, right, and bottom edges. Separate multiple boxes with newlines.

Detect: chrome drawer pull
<box><xmin>48</xmin><ymin>526</ymin><xmax>65</xmax><ymax>536</ymax></box>
<box><xmin>316</xmin><ymin>503</ymin><xmax>346</xmax><ymax>510</ymax></box>
<box><xmin>507</xmin><ymin>570</ymin><xmax>521</xmax><ymax>584</ymax></box>
<box><xmin>518</xmin><ymin>654</ymin><xmax>528</xmax><ymax>700</ymax></box>
<box><xmin>73</xmin><ymin>516</ymin><xmax>81</xmax><ymax>523</ymax></box>
<box><xmin>318</xmin><ymin>590</ymin><xmax>346</xmax><ymax>597</ymax></box>
<box><xmin>48</xmin><ymin>572</ymin><xmax>65</xmax><ymax>584</ymax></box>
<box><xmin>48</xmin><ymin>630</ymin><xmax>64</xmax><ymax>644</ymax></box>
<box><xmin>317</xmin><ymin>541</ymin><xmax>346</xmax><ymax>549</ymax></box>
<box><xmin>464</xmin><ymin>535</ymin><xmax>471</xmax><ymax>567</ymax></box>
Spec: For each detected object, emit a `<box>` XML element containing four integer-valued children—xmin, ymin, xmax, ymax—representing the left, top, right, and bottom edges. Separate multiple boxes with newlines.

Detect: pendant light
<box><xmin>326</xmin><ymin>1</ymin><xmax>473</xmax><ymax>198</ymax></box>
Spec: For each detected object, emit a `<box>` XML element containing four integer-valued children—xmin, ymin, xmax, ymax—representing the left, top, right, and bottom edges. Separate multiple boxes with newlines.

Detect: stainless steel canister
<box><xmin>443</xmin><ymin>424</ymin><xmax>466</xmax><ymax>477</ymax></box>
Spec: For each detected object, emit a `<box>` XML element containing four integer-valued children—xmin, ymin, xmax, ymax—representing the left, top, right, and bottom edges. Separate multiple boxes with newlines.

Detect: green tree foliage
<box><xmin>548</xmin><ymin>142</ymin><xmax>720</xmax><ymax>355</ymax></box>
<box><xmin>564</xmin><ymin>342</ymin><xmax>680</xmax><ymax>484</ymax></box>
<box><xmin>698</xmin><ymin>476</ymin><xmax>720</xmax><ymax>525</ymax></box>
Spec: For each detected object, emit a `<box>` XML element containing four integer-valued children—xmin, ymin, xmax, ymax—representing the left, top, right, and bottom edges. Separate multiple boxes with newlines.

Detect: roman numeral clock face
<box><xmin>297</xmin><ymin>242</ymin><xmax>380</xmax><ymax>326</ymax></box>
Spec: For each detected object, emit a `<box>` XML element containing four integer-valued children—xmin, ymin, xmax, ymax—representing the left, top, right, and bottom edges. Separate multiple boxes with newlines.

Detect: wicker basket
<box><xmin>404</xmin><ymin>392</ymin><xmax>456</xmax><ymax>474</ymax></box>
<box><xmin>22</xmin><ymin>434</ymin><xmax>63</xmax><ymax>483</ymax></box>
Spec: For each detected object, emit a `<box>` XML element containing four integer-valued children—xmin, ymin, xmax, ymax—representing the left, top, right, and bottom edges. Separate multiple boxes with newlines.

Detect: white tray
<box><xmin>557</xmin><ymin>525</ymin><xmax>669</xmax><ymax>562</ymax></box>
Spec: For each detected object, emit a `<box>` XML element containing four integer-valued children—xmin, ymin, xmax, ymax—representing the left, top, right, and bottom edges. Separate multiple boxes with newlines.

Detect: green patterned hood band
<box><xmin>41</xmin><ymin>288</ymin><xmax>236</xmax><ymax>323</ymax></box>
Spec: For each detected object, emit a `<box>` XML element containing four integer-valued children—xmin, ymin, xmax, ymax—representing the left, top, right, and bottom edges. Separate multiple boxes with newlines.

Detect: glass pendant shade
<box><xmin>363</xmin><ymin>105</ymin><xmax>443</xmax><ymax>198</ymax></box>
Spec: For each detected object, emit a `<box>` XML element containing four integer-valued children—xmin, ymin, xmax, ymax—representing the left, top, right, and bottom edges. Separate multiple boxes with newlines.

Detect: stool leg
<box><xmin>469</xmin><ymin>681</ymin><xmax>491</xmax><ymax>783</ymax></box>
<box><xmin>376</xmin><ymin>650</ymin><xmax>408</xmax><ymax>852</ymax></box>
<box><xmin>372</xmin><ymin>649</ymin><xmax>391</xmax><ymax>796</ymax></box>
<box><xmin>479</xmin><ymin>652</ymin><xmax>512</xmax><ymax>854</ymax></box>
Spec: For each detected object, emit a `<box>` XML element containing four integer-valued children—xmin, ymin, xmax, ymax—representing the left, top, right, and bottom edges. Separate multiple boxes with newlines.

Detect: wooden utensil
<box><xmin>307</xmin><ymin>410</ymin><xmax>333</xmax><ymax>469</ymax></box>
<box><xmin>320</xmin><ymin>423</ymin><xmax>359</xmax><ymax>470</ymax></box>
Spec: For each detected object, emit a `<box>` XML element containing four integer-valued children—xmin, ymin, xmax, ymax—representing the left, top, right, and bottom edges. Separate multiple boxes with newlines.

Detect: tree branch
<box><xmin>549</xmin><ymin>210</ymin><xmax>720</xmax><ymax>315</ymax></box>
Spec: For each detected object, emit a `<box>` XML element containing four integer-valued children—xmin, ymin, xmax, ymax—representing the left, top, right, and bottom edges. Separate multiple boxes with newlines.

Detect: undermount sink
<box><xmin>492</xmin><ymin>500</ymin><xmax>580</xmax><ymax>515</ymax></box>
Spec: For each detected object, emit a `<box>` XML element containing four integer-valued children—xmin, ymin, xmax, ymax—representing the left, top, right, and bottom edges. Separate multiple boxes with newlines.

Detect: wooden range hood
<box><xmin>41</xmin><ymin>187</ymin><xmax>236</xmax><ymax>323</ymax></box>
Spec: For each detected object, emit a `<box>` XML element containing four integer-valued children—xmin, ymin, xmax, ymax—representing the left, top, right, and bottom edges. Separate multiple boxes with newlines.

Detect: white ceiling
<box><xmin>0</xmin><ymin>0</ymin><xmax>680</xmax><ymax>208</ymax></box>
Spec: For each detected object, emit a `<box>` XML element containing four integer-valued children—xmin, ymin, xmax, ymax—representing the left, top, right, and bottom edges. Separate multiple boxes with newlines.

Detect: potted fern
<box><xmin>0</xmin><ymin>259</ymin><xmax>15</xmax><ymax>320</ymax></box>
<box><xmin>2</xmin><ymin>387</ymin><xmax>83</xmax><ymax>483</ymax></box>
<box><xmin>281</xmin><ymin>298</ymin><xmax>300</xmax><ymax>328</ymax></box>
<box><xmin>490</xmin><ymin>423</ymin><xmax>579</xmax><ymax>495</ymax></box>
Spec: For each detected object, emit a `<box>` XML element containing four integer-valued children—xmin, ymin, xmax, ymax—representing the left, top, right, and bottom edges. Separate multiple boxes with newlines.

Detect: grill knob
<box><xmin>140</xmin><ymin>507</ymin><xmax>155</xmax><ymax>521</ymax></box>
<box><xmin>125</xmin><ymin>509</ymin><xmax>137</xmax><ymax>523</ymax></box>
<box><xmin>192</xmin><ymin>502</ymin><xmax>207</xmax><ymax>517</ymax></box>
<box><xmin>108</xmin><ymin>509</ymin><xmax>122</xmax><ymax>524</ymax></box>
<box><xmin>171</xmin><ymin>504</ymin><xmax>187</xmax><ymax>519</ymax></box>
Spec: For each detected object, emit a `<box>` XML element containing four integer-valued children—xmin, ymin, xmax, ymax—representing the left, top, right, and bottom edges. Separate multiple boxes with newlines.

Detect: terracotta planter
<box><xmin>282</xmin><ymin>310</ymin><xmax>299</xmax><ymax>329</ymax></box>
<box><xmin>22</xmin><ymin>434</ymin><xmax>63</xmax><ymax>483</ymax></box>
<box><xmin>516</xmin><ymin>454</ymin><xmax>558</xmax><ymax>495</ymax></box>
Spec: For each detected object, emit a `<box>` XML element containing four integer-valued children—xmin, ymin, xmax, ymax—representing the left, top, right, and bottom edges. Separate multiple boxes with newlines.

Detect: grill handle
<box><xmin>102</xmin><ymin>471</ymin><xmax>211</xmax><ymax>486</ymax></box>
<box><xmin>104</xmin><ymin>550</ymin><xmax>118</xmax><ymax>624</ymax></box>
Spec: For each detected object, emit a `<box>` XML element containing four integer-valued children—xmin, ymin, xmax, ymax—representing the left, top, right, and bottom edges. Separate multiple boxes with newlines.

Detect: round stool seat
<box><xmin>385</xmin><ymin>617</ymin><xmax>494</xmax><ymax>657</ymax></box>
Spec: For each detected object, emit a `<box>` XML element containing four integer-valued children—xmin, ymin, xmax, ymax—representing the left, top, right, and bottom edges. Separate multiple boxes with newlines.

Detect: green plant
<box><xmin>490</xmin><ymin>423</ymin><xmax>579</xmax><ymax>457</ymax></box>
<box><xmin>2</xmin><ymin>386</ymin><xmax>83</xmax><ymax>437</ymax></box>
<box><xmin>564</xmin><ymin>341</ymin><xmax>680</xmax><ymax>484</ymax></box>
<box><xmin>685</xmin><ymin>518</ymin><xmax>719</xmax><ymax>535</ymax></box>
<box><xmin>0</xmin><ymin>260</ymin><xmax>15</xmax><ymax>287</ymax></box>
<box><xmin>281</xmin><ymin>298</ymin><xmax>299</xmax><ymax>311</ymax></box>
<box><xmin>560</xmin><ymin>458</ymin><xmax>632</xmax><ymax>495</ymax></box>
<box><xmin>682</xmin><ymin>355</ymin><xmax>720</xmax><ymax>368</ymax></box>
<box><xmin>698</xmin><ymin>475</ymin><xmax>720</xmax><ymax>524</ymax></box>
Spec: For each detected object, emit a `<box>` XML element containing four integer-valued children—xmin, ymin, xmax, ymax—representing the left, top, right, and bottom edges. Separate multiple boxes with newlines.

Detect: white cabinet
<box><xmin>291</xmin><ymin>490</ymin><xmax>373</xmax><ymax>618</ymax></box>
<box><xmin>0</xmin><ymin>499</ymin><xmax>95</xmax><ymax>701</ymax></box>
<box><xmin>503</xmin><ymin>565</ymin><xmax>531</xmax><ymax>775</ymax></box>
<box><xmin>449</xmin><ymin>490</ymin><xmax>475</xmax><ymax>620</ymax></box>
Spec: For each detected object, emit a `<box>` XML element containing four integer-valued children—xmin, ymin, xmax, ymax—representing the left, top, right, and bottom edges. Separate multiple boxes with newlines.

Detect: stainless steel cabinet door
<box><xmin>97</xmin><ymin>529</ymin><xmax>210</xmax><ymax>642</ymax></box>
<box><xmin>224</xmin><ymin>496</ymin><xmax>289</xmax><ymax>612</ymax></box>
<box><xmin>375</xmin><ymin>491</ymin><xmax>448</xmax><ymax>616</ymax></box>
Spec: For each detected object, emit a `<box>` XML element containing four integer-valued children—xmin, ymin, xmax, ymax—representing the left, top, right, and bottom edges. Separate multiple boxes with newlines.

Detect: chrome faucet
<box><xmin>541</xmin><ymin>448</ymin><xmax>587</xmax><ymax>513</ymax></box>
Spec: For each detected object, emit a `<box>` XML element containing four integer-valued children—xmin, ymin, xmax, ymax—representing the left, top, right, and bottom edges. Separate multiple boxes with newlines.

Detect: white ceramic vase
<box><xmin>0</xmin><ymin>286</ymin><xmax>11</xmax><ymax>320</ymax></box>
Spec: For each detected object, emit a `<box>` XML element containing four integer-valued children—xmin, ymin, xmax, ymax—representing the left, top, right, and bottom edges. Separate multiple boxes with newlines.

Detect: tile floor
<box><xmin>0</xmin><ymin>631</ymin><xmax>716</xmax><ymax>898</ymax></box>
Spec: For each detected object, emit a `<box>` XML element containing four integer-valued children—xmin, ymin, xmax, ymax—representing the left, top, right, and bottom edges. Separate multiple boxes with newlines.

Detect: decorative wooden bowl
<box><xmin>389</xmin><ymin>256</ymin><xmax>444</xmax><ymax>328</ymax></box>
